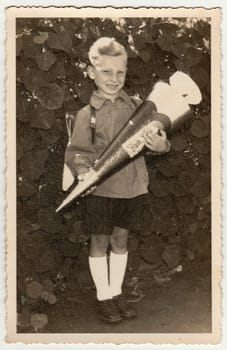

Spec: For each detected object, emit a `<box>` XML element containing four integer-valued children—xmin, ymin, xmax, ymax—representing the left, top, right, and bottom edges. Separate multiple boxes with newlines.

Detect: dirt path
<box><xmin>44</xmin><ymin>259</ymin><xmax>211</xmax><ymax>334</ymax></box>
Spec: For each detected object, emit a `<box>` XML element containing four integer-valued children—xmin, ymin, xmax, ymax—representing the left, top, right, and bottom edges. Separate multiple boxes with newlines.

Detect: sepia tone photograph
<box><xmin>6</xmin><ymin>6</ymin><xmax>221</xmax><ymax>344</ymax></box>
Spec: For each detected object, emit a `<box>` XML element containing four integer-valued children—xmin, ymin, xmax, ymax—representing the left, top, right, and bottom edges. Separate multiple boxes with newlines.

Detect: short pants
<box><xmin>81</xmin><ymin>194</ymin><xmax>149</xmax><ymax>235</ymax></box>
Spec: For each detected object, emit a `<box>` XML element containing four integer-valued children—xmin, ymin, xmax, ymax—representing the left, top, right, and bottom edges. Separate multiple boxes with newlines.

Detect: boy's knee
<box><xmin>91</xmin><ymin>234</ymin><xmax>109</xmax><ymax>251</ymax></box>
<box><xmin>110</xmin><ymin>227</ymin><xmax>128</xmax><ymax>253</ymax></box>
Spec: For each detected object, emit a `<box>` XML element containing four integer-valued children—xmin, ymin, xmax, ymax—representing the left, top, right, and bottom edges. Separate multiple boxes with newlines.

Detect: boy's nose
<box><xmin>110</xmin><ymin>73</ymin><xmax>118</xmax><ymax>82</ymax></box>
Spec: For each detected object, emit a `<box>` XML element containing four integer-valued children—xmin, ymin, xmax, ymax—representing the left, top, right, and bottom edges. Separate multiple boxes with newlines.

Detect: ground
<box><xmin>41</xmin><ymin>258</ymin><xmax>211</xmax><ymax>334</ymax></box>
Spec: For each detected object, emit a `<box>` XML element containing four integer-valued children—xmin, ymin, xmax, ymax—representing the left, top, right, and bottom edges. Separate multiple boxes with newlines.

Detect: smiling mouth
<box><xmin>107</xmin><ymin>84</ymin><xmax>119</xmax><ymax>88</ymax></box>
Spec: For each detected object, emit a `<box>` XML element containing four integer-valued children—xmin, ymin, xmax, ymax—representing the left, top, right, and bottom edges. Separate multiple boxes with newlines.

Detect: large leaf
<box><xmin>77</xmin><ymin>80</ymin><xmax>95</xmax><ymax>105</ymax></box>
<box><xmin>30</xmin><ymin>104</ymin><xmax>56</xmax><ymax>129</ymax></box>
<box><xmin>17</xmin><ymin>122</ymin><xmax>37</xmax><ymax>152</ymax></box>
<box><xmin>190</xmin><ymin>119</ymin><xmax>210</xmax><ymax>138</ymax></box>
<box><xmin>22</xmin><ymin>35</ymin><xmax>41</xmax><ymax>58</ymax></box>
<box><xmin>17</xmin><ymin>180</ymin><xmax>37</xmax><ymax>198</ymax></box>
<box><xmin>182</xmin><ymin>46</ymin><xmax>202</xmax><ymax>67</ymax></box>
<box><xmin>161</xmin><ymin>244</ymin><xmax>181</xmax><ymax>268</ymax></box>
<box><xmin>38</xmin><ymin>207</ymin><xmax>62</xmax><ymax>234</ymax></box>
<box><xmin>178</xmin><ymin>170</ymin><xmax>199</xmax><ymax>190</ymax></box>
<box><xmin>192</xmin><ymin>137</ymin><xmax>210</xmax><ymax>154</ymax></box>
<box><xmin>33</xmin><ymin>32</ymin><xmax>49</xmax><ymax>44</ymax></box>
<box><xmin>167</xmin><ymin>180</ymin><xmax>186</xmax><ymax>197</ymax></box>
<box><xmin>18</xmin><ymin>231</ymin><xmax>47</xmax><ymax>261</ymax></box>
<box><xmin>22</xmin><ymin>69</ymin><xmax>49</xmax><ymax>92</ymax></box>
<box><xmin>47</xmin><ymin>30</ymin><xmax>72</xmax><ymax>53</ymax></box>
<box><xmin>35</xmin><ymin>50</ymin><xmax>57</xmax><ymax>71</ymax></box>
<box><xmin>191</xmin><ymin>66</ymin><xmax>210</xmax><ymax>90</ymax></box>
<box><xmin>176</xmin><ymin>195</ymin><xmax>197</xmax><ymax>214</ymax></box>
<box><xmin>171</xmin><ymin>39</ymin><xmax>192</xmax><ymax>58</ymax></box>
<box><xmin>156</xmin><ymin>160</ymin><xmax>177</xmax><ymax>177</ymax></box>
<box><xmin>149</xmin><ymin>196</ymin><xmax>176</xmax><ymax>215</ymax></box>
<box><xmin>39</xmin><ymin>184</ymin><xmax>62</xmax><ymax>208</ymax></box>
<box><xmin>46</xmin><ymin>61</ymin><xmax>66</xmax><ymax>82</ymax></box>
<box><xmin>35</xmin><ymin>83</ymin><xmax>64</xmax><ymax>110</ymax></box>
<box><xmin>39</xmin><ymin>128</ymin><xmax>61</xmax><ymax>145</ymax></box>
<box><xmin>59</xmin><ymin>241</ymin><xmax>81</xmax><ymax>257</ymax></box>
<box><xmin>171</xmin><ymin>135</ymin><xmax>188</xmax><ymax>152</ymax></box>
<box><xmin>152</xmin><ymin>214</ymin><xmax>179</xmax><ymax>235</ymax></box>
<box><xmin>36</xmin><ymin>249</ymin><xmax>59</xmax><ymax>273</ymax></box>
<box><xmin>16</xmin><ymin>93</ymin><xmax>34</xmax><ymax>122</ymax></box>
<box><xmin>140</xmin><ymin>234</ymin><xmax>164</xmax><ymax>263</ymax></box>
<box><xmin>19</xmin><ymin>150</ymin><xmax>48</xmax><ymax>181</ymax></box>
<box><xmin>156</xmin><ymin>34</ymin><xmax>174</xmax><ymax>52</ymax></box>
<box><xmin>190</xmin><ymin>173</ymin><xmax>210</xmax><ymax>198</ymax></box>
<box><xmin>133</xmin><ymin>34</ymin><xmax>147</xmax><ymax>50</ymax></box>
<box><xmin>139</xmin><ymin>49</ymin><xmax>151</xmax><ymax>63</ymax></box>
<box><xmin>149</xmin><ymin>179</ymin><xmax>170</xmax><ymax>197</ymax></box>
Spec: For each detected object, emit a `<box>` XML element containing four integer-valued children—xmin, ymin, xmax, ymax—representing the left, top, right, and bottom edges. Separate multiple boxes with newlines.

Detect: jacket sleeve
<box><xmin>64</xmin><ymin>107</ymin><xmax>98</xmax><ymax>176</ymax></box>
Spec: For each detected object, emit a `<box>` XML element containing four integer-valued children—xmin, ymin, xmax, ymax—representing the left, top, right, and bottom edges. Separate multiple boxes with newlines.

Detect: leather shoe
<box><xmin>113</xmin><ymin>294</ymin><xmax>137</xmax><ymax>319</ymax></box>
<box><xmin>97</xmin><ymin>299</ymin><xmax>123</xmax><ymax>323</ymax></box>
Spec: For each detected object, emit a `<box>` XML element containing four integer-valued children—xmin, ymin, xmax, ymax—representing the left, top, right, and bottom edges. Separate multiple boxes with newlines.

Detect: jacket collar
<box><xmin>90</xmin><ymin>89</ymin><xmax>133</xmax><ymax>110</ymax></box>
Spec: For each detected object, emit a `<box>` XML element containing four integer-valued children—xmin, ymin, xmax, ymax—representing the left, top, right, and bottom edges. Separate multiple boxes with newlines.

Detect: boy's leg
<box><xmin>109</xmin><ymin>226</ymin><xmax>129</xmax><ymax>297</ymax></box>
<box><xmin>110</xmin><ymin>226</ymin><xmax>137</xmax><ymax>319</ymax></box>
<box><xmin>89</xmin><ymin>234</ymin><xmax>123</xmax><ymax>323</ymax></box>
<box><xmin>89</xmin><ymin>234</ymin><xmax>111</xmax><ymax>301</ymax></box>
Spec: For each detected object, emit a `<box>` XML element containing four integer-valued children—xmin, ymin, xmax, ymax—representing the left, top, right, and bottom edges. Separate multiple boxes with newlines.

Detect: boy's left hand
<box><xmin>143</xmin><ymin>128</ymin><xmax>168</xmax><ymax>153</ymax></box>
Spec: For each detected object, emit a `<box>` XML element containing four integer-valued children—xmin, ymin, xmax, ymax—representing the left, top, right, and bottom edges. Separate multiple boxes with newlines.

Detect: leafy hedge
<box><xmin>16</xmin><ymin>17</ymin><xmax>211</xmax><ymax>331</ymax></box>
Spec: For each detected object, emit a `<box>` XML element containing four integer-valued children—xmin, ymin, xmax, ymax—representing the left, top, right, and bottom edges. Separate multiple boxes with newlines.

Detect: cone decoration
<box><xmin>56</xmin><ymin>71</ymin><xmax>202</xmax><ymax>212</ymax></box>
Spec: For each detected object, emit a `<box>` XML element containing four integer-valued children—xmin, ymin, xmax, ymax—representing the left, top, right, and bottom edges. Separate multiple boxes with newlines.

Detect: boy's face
<box><xmin>88</xmin><ymin>55</ymin><xmax>127</xmax><ymax>99</ymax></box>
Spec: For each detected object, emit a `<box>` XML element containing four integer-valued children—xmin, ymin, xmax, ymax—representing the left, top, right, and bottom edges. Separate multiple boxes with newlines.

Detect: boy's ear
<box><xmin>87</xmin><ymin>65</ymin><xmax>95</xmax><ymax>80</ymax></box>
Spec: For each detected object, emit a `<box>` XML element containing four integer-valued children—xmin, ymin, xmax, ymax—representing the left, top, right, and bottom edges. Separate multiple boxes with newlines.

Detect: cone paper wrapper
<box><xmin>56</xmin><ymin>71</ymin><xmax>202</xmax><ymax>212</ymax></box>
<box><xmin>56</xmin><ymin>169</ymin><xmax>99</xmax><ymax>212</ymax></box>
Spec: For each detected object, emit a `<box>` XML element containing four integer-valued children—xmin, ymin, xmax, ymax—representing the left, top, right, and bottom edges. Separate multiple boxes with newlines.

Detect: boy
<box><xmin>65</xmin><ymin>37</ymin><xmax>171</xmax><ymax>323</ymax></box>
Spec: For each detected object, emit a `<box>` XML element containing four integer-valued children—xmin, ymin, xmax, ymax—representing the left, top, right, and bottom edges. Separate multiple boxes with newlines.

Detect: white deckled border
<box><xmin>6</xmin><ymin>6</ymin><xmax>222</xmax><ymax>345</ymax></box>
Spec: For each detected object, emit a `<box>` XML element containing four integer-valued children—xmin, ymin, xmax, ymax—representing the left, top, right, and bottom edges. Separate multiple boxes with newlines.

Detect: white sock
<box><xmin>109</xmin><ymin>251</ymin><xmax>128</xmax><ymax>297</ymax></box>
<box><xmin>88</xmin><ymin>255</ymin><xmax>112</xmax><ymax>301</ymax></box>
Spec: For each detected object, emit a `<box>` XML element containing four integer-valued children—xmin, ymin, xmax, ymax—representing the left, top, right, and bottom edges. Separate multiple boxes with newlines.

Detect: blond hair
<box><xmin>88</xmin><ymin>37</ymin><xmax>127</xmax><ymax>66</ymax></box>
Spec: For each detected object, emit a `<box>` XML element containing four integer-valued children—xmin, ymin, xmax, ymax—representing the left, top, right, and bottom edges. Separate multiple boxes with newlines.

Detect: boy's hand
<box><xmin>143</xmin><ymin>128</ymin><xmax>169</xmax><ymax>153</ymax></box>
<box><xmin>77</xmin><ymin>171</ymin><xmax>97</xmax><ymax>197</ymax></box>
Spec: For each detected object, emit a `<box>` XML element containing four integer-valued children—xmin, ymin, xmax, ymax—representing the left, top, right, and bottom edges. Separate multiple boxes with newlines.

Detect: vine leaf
<box><xmin>161</xmin><ymin>244</ymin><xmax>181</xmax><ymax>268</ymax></box>
<box><xmin>23</xmin><ymin>70</ymin><xmax>49</xmax><ymax>92</ymax></box>
<box><xmin>156</xmin><ymin>34</ymin><xmax>173</xmax><ymax>52</ymax></box>
<box><xmin>33</xmin><ymin>32</ymin><xmax>49</xmax><ymax>44</ymax></box>
<box><xmin>38</xmin><ymin>207</ymin><xmax>62</xmax><ymax>234</ymax></box>
<box><xmin>176</xmin><ymin>195</ymin><xmax>196</xmax><ymax>214</ymax></box>
<box><xmin>139</xmin><ymin>49</ymin><xmax>151</xmax><ymax>63</ymax></box>
<box><xmin>31</xmin><ymin>104</ymin><xmax>56</xmax><ymax>129</ymax></box>
<box><xmin>22</xmin><ymin>35</ymin><xmax>41</xmax><ymax>58</ymax></box>
<box><xmin>190</xmin><ymin>119</ymin><xmax>210</xmax><ymax>138</ymax></box>
<box><xmin>19</xmin><ymin>150</ymin><xmax>48</xmax><ymax>181</ymax></box>
<box><xmin>149</xmin><ymin>179</ymin><xmax>169</xmax><ymax>197</ymax></box>
<box><xmin>192</xmin><ymin>137</ymin><xmax>210</xmax><ymax>154</ymax></box>
<box><xmin>35</xmin><ymin>83</ymin><xmax>64</xmax><ymax>110</ymax></box>
<box><xmin>182</xmin><ymin>46</ymin><xmax>202</xmax><ymax>67</ymax></box>
<box><xmin>171</xmin><ymin>135</ymin><xmax>188</xmax><ymax>151</ymax></box>
<box><xmin>26</xmin><ymin>281</ymin><xmax>43</xmax><ymax>299</ymax></box>
<box><xmin>35</xmin><ymin>50</ymin><xmax>57</xmax><ymax>71</ymax></box>
<box><xmin>77</xmin><ymin>80</ymin><xmax>94</xmax><ymax>104</ymax></box>
<box><xmin>47</xmin><ymin>30</ymin><xmax>72</xmax><ymax>53</ymax></box>
<box><xmin>190</xmin><ymin>173</ymin><xmax>210</xmax><ymax>198</ymax></box>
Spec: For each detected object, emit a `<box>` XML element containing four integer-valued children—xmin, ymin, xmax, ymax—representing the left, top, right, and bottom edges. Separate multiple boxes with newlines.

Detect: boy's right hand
<box><xmin>77</xmin><ymin>171</ymin><xmax>97</xmax><ymax>197</ymax></box>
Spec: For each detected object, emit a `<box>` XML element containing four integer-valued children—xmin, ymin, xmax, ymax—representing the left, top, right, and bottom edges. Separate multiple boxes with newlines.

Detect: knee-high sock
<box><xmin>109</xmin><ymin>251</ymin><xmax>128</xmax><ymax>297</ymax></box>
<box><xmin>88</xmin><ymin>255</ymin><xmax>112</xmax><ymax>301</ymax></box>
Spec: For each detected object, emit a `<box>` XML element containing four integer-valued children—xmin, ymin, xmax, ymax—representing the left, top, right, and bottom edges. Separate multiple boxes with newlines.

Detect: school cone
<box><xmin>56</xmin><ymin>71</ymin><xmax>202</xmax><ymax>212</ymax></box>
